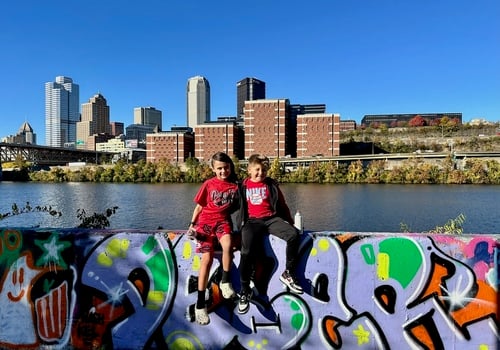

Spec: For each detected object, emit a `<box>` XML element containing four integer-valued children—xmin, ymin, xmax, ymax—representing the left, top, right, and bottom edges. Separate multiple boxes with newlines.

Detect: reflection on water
<box><xmin>283</xmin><ymin>183</ymin><xmax>500</xmax><ymax>233</ymax></box>
<box><xmin>0</xmin><ymin>182</ymin><xmax>498</xmax><ymax>233</ymax></box>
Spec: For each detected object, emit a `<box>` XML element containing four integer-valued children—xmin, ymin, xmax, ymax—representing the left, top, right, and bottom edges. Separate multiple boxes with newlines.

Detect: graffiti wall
<box><xmin>0</xmin><ymin>228</ymin><xmax>498</xmax><ymax>349</ymax></box>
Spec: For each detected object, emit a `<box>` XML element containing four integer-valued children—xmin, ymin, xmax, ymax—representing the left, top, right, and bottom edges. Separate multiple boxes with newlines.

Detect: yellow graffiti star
<box><xmin>352</xmin><ymin>324</ymin><xmax>371</xmax><ymax>345</ymax></box>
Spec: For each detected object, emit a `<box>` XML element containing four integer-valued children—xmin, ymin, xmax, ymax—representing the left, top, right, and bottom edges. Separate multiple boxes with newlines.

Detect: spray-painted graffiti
<box><xmin>0</xmin><ymin>228</ymin><xmax>498</xmax><ymax>349</ymax></box>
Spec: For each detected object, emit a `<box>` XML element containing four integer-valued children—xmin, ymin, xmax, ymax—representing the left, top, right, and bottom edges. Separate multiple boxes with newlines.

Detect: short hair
<box><xmin>248</xmin><ymin>154</ymin><xmax>270</xmax><ymax>170</ymax></box>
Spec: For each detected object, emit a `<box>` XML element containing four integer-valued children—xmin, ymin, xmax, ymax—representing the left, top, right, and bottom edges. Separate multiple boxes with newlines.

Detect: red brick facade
<box><xmin>146</xmin><ymin>99</ymin><xmax>341</xmax><ymax>164</ymax></box>
<box><xmin>244</xmin><ymin>99</ymin><xmax>290</xmax><ymax>159</ymax></box>
<box><xmin>297</xmin><ymin>113</ymin><xmax>340</xmax><ymax>157</ymax></box>
<box><xmin>194</xmin><ymin>123</ymin><xmax>242</xmax><ymax>162</ymax></box>
<box><xmin>340</xmin><ymin>119</ymin><xmax>357</xmax><ymax>132</ymax></box>
<box><xmin>146</xmin><ymin>132</ymin><xmax>194</xmax><ymax>163</ymax></box>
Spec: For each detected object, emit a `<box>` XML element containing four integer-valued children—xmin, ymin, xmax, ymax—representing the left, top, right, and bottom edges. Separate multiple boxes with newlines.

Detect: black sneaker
<box><xmin>238</xmin><ymin>290</ymin><xmax>252</xmax><ymax>314</ymax></box>
<box><xmin>279</xmin><ymin>270</ymin><xmax>303</xmax><ymax>294</ymax></box>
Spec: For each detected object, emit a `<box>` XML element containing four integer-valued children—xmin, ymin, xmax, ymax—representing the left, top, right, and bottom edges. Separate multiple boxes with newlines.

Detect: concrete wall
<box><xmin>0</xmin><ymin>228</ymin><xmax>498</xmax><ymax>349</ymax></box>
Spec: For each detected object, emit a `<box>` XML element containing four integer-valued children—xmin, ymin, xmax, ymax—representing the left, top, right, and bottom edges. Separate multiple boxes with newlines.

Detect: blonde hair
<box><xmin>247</xmin><ymin>154</ymin><xmax>270</xmax><ymax>170</ymax></box>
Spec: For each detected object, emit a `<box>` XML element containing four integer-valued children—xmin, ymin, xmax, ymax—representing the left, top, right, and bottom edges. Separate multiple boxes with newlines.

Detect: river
<box><xmin>0</xmin><ymin>182</ymin><xmax>498</xmax><ymax>234</ymax></box>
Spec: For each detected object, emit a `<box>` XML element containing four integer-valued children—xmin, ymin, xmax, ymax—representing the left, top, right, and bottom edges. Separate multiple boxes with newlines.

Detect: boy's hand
<box><xmin>187</xmin><ymin>227</ymin><xmax>197</xmax><ymax>240</ymax></box>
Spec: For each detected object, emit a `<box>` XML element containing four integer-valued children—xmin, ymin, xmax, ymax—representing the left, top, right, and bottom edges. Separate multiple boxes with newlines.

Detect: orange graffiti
<box><xmin>452</xmin><ymin>280</ymin><xmax>498</xmax><ymax>327</ymax></box>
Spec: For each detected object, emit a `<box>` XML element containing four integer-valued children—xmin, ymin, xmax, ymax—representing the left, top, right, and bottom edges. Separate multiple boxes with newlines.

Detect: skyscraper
<box><xmin>76</xmin><ymin>93</ymin><xmax>110</xmax><ymax>150</ymax></box>
<box><xmin>45</xmin><ymin>76</ymin><xmax>80</xmax><ymax>147</ymax></box>
<box><xmin>236</xmin><ymin>77</ymin><xmax>266</xmax><ymax>118</ymax></box>
<box><xmin>134</xmin><ymin>107</ymin><xmax>162</xmax><ymax>131</ymax></box>
<box><xmin>186</xmin><ymin>76</ymin><xmax>210</xmax><ymax>127</ymax></box>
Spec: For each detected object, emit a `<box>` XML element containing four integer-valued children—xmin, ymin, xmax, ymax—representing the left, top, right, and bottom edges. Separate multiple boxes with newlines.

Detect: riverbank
<box><xmin>22</xmin><ymin>155</ymin><xmax>500</xmax><ymax>184</ymax></box>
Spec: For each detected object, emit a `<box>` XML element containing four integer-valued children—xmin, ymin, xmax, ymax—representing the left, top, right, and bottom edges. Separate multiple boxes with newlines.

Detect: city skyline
<box><xmin>1</xmin><ymin>1</ymin><xmax>499</xmax><ymax>145</ymax></box>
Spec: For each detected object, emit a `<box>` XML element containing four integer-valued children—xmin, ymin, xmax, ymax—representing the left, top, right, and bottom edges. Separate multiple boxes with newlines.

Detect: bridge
<box><xmin>0</xmin><ymin>142</ymin><xmax>114</xmax><ymax>166</ymax></box>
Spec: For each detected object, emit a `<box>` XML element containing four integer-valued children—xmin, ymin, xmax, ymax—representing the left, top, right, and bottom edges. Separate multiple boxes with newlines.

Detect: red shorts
<box><xmin>193</xmin><ymin>220</ymin><xmax>231</xmax><ymax>253</ymax></box>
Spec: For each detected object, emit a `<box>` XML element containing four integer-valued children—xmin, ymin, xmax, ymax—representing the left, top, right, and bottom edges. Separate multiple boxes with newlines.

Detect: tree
<box><xmin>347</xmin><ymin>160</ymin><xmax>364</xmax><ymax>183</ymax></box>
<box><xmin>365</xmin><ymin>160</ymin><xmax>386</xmax><ymax>183</ymax></box>
<box><xmin>408</xmin><ymin>115</ymin><xmax>427</xmax><ymax>127</ymax></box>
<box><xmin>268</xmin><ymin>158</ymin><xmax>283</xmax><ymax>181</ymax></box>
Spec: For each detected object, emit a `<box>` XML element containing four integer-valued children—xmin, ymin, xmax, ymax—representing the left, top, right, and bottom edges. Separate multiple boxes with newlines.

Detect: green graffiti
<box><xmin>43</xmin><ymin>279</ymin><xmax>55</xmax><ymax>293</ymax></box>
<box><xmin>142</xmin><ymin>236</ymin><xmax>157</xmax><ymax>255</ymax></box>
<box><xmin>285</xmin><ymin>296</ymin><xmax>308</xmax><ymax>331</ymax></box>
<box><xmin>145</xmin><ymin>253</ymin><xmax>171</xmax><ymax>292</ymax></box>
<box><xmin>34</xmin><ymin>232</ymin><xmax>71</xmax><ymax>269</ymax></box>
<box><xmin>379</xmin><ymin>238</ymin><xmax>422</xmax><ymax>288</ymax></box>
<box><xmin>0</xmin><ymin>229</ymin><xmax>23</xmax><ymax>267</ymax></box>
<box><xmin>361</xmin><ymin>244</ymin><xmax>376</xmax><ymax>264</ymax></box>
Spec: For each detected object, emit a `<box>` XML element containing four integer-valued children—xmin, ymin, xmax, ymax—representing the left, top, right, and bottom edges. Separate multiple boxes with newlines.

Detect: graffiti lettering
<box><xmin>0</xmin><ymin>228</ymin><xmax>497</xmax><ymax>349</ymax></box>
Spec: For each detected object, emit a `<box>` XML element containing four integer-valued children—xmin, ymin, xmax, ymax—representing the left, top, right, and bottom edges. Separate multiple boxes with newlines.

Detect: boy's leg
<box><xmin>196</xmin><ymin>251</ymin><xmax>213</xmax><ymax>325</ymax></box>
<box><xmin>218</xmin><ymin>232</ymin><xmax>236</xmax><ymax>298</ymax></box>
<box><xmin>240</xmin><ymin>221</ymin><xmax>263</xmax><ymax>292</ymax></box>
<box><xmin>266</xmin><ymin>217</ymin><xmax>300</xmax><ymax>272</ymax></box>
<box><xmin>266</xmin><ymin>217</ymin><xmax>303</xmax><ymax>294</ymax></box>
<box><xmin>238</xmin><ymin>220</ymin><xmax>265</xmax><ymax>313</ymax></box>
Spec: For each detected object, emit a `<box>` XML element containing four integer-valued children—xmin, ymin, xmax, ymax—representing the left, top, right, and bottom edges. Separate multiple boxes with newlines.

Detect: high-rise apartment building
<box><xmin>45</xmin><ymin>76</ymin><xmax>80</xmax><ymax>147</ymax></box>
<box><xmin>186</xmin><ymin>76</ymin><xmax>210</xmax><ymax>127</ymax></box>
<box><xmin>237</xmin><ymin>77</ymin><xmax>266</xmax><ymax>118</ymax></box>
<box><xmin>134</xmin><ymin>107</ymin><xmax>162</xmax><ymax>131</ymax></box>
<box><xmin>76</xmin><ymin>93</ymin><xmax>111</xmax><ymax>150</ymax></box>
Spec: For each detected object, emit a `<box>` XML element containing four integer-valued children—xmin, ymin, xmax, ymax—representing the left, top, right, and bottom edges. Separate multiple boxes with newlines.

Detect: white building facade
<box><xmin>45</xmin><ymin>76</ymin><xmax>80</xmax><ymax>147</ymax></box>
<box><xmin>186</xmin><ymin>76</ymin><xmax>210</xmax><ymax>128</ymax></box>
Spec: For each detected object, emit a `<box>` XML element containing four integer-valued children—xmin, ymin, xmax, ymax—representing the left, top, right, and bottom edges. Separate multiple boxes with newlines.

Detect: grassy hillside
<box><xmin>340</xmin><ymin>123</ymin><xmax>500</xmax><ymax>154</ymax></box>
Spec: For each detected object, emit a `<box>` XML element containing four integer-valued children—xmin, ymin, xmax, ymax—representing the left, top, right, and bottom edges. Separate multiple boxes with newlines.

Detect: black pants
<box><xmin>239</xmin><ymin>216</ymin><xmax>300</xmax><ymax>292</ymax></box>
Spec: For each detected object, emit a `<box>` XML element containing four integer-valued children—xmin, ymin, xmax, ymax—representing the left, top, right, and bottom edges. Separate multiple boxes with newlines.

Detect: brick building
<box><xmin>145</xmin><ymin>99</ymin><xmax>341</xmax><ymax>164</ymax></box>
<box><xmin>244</xmin><ymin>99</ymin><xmax>291</xmax><ymax>159</ymax></box>
<box><xmin>146</xmin><ymin>130</ymin><xmax>194</xmax><ymax>164</ymax></box>
<box><xmin>297</xmin><ymin>113</ymin><xmax>340</xmax><ymax>157</ymax></box>
<box><xmin>340</xmin><ymin>119</ymin><xmax>357</xmax><ymax>132</ymax></box>
<box><xmin>194</xmin><ymin>121</ymin><xmax>243</xmax><ymax>161</ymax></box>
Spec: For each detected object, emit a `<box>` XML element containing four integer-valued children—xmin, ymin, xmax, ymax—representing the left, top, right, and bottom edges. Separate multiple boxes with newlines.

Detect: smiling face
<box><xmin>248</xmin><ymin>162</ymin><xmax>268</xmax><ymax>183</ymax></box>
<box><xmin>212</xmin><ymin>160</ymin><xmax>232</xmax><ymax>181</ymax></box>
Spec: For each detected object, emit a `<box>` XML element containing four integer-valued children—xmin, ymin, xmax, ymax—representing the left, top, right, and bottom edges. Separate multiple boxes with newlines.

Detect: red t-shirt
<box><xmin>194</xmin><ymin>177</ymin><xmax>238</xmax><ymax>222</ymax></box>
<box><xmin>245</xmin><ymin>179</ymin><xmax>275</xmax><ymax>218</ymax></box>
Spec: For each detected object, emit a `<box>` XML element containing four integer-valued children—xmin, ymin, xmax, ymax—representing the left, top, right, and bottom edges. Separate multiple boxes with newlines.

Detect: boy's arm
<box><xmin>189</xmin><ymin>204</ymin><xmax>203</xmax><ymax>227</ymax></box>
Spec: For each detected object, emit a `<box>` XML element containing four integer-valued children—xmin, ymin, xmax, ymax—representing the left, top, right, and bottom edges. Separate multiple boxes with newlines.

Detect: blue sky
<box><xmin>1</xmin><ymin>0</ymin><xmax>499</xmax><ymax>145</ymax></box>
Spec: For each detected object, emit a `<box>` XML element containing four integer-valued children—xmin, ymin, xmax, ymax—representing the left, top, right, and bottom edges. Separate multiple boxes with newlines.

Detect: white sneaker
<box><xmin>238</xmin><ymin>290</ymin><xmax>252</xmax><ymax>314</ymax></box>
<box><xmin>195</xmin><ymin>307</ymin><xmax>210</xmax><ymax>325</ymax></box>
<box><xmin>280</xmin><ymin>270</ymin><xmax>304</xmax><ymax>294</ymax></box>
<box><xmin>219</xmin><ymin>282</ymin><xmax>236</xmax><ymax>299</ymax></box>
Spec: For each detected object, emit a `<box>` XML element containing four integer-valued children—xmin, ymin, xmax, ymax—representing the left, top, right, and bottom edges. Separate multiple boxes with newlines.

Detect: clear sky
<box><xmin>1</xmin><ymin>0</ymin><xmax>499</xmax><ymax>145</ymax></box>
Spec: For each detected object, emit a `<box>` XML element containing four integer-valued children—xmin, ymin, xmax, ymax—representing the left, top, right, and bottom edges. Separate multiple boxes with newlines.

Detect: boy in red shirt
<box><xmin>235</xmin><ymin>154</ymin><xmax>303</xmax><ymax>314</ymax></box>
<box><xmin>188</xmin><ymin>152</ymin><xmax>239</xmax><ymax>325</ymax></box>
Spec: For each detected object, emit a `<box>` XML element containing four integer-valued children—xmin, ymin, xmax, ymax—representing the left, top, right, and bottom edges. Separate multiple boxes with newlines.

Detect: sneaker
<box><xmin>195</xmin><ymin>307</ymin><xmax>210</xmax><ymax>325</ymax></box>
<box><xmin>219</xmin><ymin>282</ymin><xmax>236</xmax><ymax>299</ymax></box>
<box><xmin>280</xmin><ymin>270</ymin><xmax>303</xmax><ymax>294</ymax></box>
<box><xmin>238</xmin><ymin>290</ymin><xmax>252</xmax><ymax>314</ymax></box>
